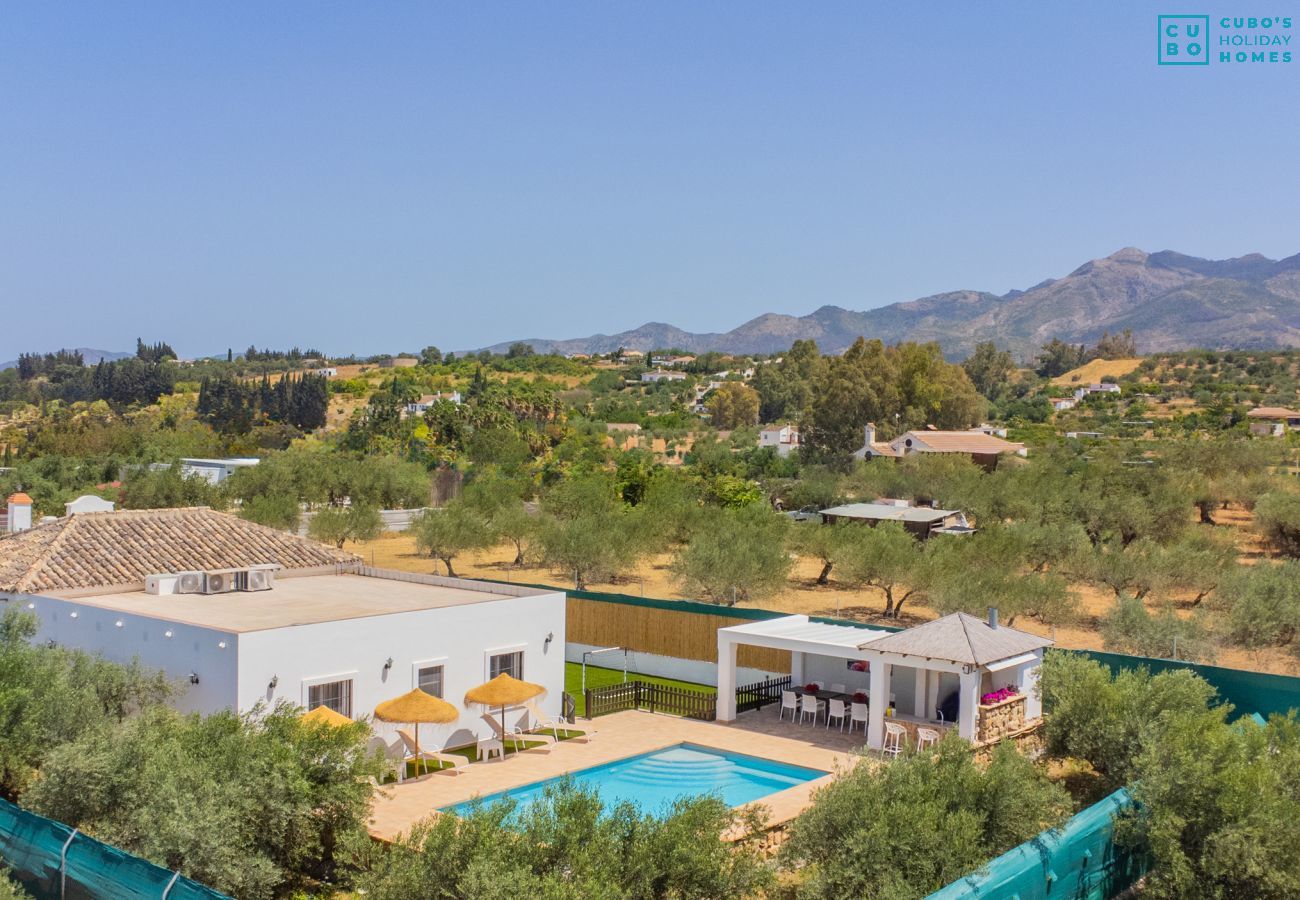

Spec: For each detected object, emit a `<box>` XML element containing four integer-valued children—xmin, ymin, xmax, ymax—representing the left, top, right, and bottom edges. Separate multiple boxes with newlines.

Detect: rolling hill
<box><xmin>474</xmin><ymin>248</ymin><xmax>1300</xmax><ymax>360</ymax></box>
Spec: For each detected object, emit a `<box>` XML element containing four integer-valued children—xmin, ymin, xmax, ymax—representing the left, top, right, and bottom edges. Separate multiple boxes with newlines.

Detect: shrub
<box><xmin>352</xmin><ymin>780</ymin><xmax>771</xmax><ymax>899</ymax></box>
<box><xmin>781</xmin><ymin>735</ymin><xmax>1068</xmax><ymax>898</ymax></box>
<box><xmin>1255</xmin><ymin>492</ymin><xmax>1300</xmax><ymax>558</ymax></box>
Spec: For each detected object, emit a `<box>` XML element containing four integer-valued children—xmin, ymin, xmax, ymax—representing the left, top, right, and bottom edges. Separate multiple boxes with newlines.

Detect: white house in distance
<box><xmin>404</xmin><ymin>391</ymin><xmax>463</xmax><ymax>416</ymax></box>
<box><xmin>716</xmin><ymin>610</ymin><xmax>1051</xmax><ymax>750</ymax></box>
<box><xmin>0</xmin><ymin>507</ymin><xmax>567</xmax><ymax>746</ymax></box>
<box><xmin>641</xmin><ymin>369</ymin><xmax>687</xmax><ymax>383</ymax></box>
<box><xmin>179</xmin><ymin>457</ymin><xmax>262</xmax><ymax>485</ymax></box>
<box><xmin>1072</xmin><ymin>382</ymin><xmax>1121</xmax><ymax>402</ymax></box>
<box><xmin>758</xmin><ymin>424</ymin><xmax>801</xmax><ymax>457</ymax></box>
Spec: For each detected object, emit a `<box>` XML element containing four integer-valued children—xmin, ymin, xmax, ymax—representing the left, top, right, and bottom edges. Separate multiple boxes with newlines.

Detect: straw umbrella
<box><xmin>300</xmin><ymin>705</ymin><xmax>354</xmax><ymax>728</ymax></box>
<box><xmin>374</xmin><ymin>688</ymin><xmax>459</xmax><ymax>772</ymax></box>
<box><xmin>464</xmin><ymin>673</ymin><xmax>547</xmax><ymax>746</ymax></box>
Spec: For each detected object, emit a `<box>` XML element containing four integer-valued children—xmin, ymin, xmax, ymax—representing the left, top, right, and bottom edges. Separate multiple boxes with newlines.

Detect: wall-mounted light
<box><xmin>26</xmin><ymin>602</ymin><xmax>35</xmax><ymax>610</ymax></box>
<box><xmin>544</xmin><ymin>631</ymin><xmax>554</xmax><ymax>647</ymax></box>
<box><xmin>268</xmin><ymin>675</ymin><xmax>279</xmax><ymax>691</ymax></box>
<box><xmin>69</xmin><ymin>611</ymin><xmax>78</xmax><ymax>619</ymax></box>
<box><xmin>114</xmin><ymin>620</ymin><xmax>124</xmax><ymax>628</ymax></box>
<box><xmin>188</xmin><ymin>672</ymin><xmax>200</xmax><ymax>685</ymax></box>
<box><xmin>163</xmin><ymin>630</ymin><xmax>173</xmax><ymax>638</ymax></box>
<box><xmin>383</xmin><ymin>657</ymin><xmax>393</xmax><ymax>671</ymax></box>
<box><xmin>217</xmin><ymin>640</ymin><xmax>227</xmax><ymax>649</ymax></box>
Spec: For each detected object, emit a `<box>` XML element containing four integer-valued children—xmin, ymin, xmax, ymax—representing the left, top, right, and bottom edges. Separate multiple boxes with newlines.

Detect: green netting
<box><xmin>1076</xmin><ymin>650</ymin><xmax>1300</xmax><ymax>719</ymax></box>
<box><xmin>0</xmin><ymin>798</ymin><xmax>229</xmax><ymax>900</ymax></box>
<box><xmin>927</xmin><ymin>789</ymin><xmax>1148</xmax><ymax>900</ymax></box>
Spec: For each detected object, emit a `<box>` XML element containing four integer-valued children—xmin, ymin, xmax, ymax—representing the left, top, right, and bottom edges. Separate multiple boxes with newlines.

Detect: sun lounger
<box><xmin>396</xmin><ymin>728</ymin><xmax>470</xmax><ymax>776</ymax></box>
<box><xmin>524</xmin><ymin>699</ymin><xmax>596</xmax><ymax>742</ymax></box>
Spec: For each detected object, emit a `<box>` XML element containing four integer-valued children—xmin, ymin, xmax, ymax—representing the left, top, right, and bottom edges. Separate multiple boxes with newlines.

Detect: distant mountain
<box><xmin>473</xmin><ymin>248</ymin><xmax>1300</xmax><ymax>360</ymax></box>
<box><xmin>0</xmin><ymin>348</ymin><xmax>131</xmax><ymax>371</ymax></box>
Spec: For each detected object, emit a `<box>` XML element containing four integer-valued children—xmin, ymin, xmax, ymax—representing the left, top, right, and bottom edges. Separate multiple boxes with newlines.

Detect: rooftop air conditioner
<box><xmin>239</xmin><ymin>564</ymin><xmax>279</xmax><ymax>592</ymax></box>
<box><xmin>145</xmin><ymin>573</ymin><xmax>180</xmax><ymax>596</ymax></box>
<box><xmin>201</xmin><ymin>570</ymin><xmax>238</xmax><ymax>594</ymax></box>
<box><xmin>175</xmin><ymin>571</ymin><xmax>205</xmax><ymax>594</ymax></box>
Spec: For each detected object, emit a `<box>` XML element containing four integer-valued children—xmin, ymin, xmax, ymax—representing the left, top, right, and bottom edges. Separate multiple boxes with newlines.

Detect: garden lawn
<box><xmin>565</xmin><ymin>662</ymin><xmax>710</xmax><ymax>717</ymax></box>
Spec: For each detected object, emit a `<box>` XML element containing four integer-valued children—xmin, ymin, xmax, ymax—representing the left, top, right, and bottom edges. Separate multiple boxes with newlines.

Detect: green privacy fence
<box><xmin>1076</xmin><ymin>649</ymin><xmax>1300</xmax><ymax>720</ymax></box>
<box><xmin>927</xmin><ymin>789</ymin><xmax>1147</xmax><ymax>900</ymax></box>
<box><xmin>0</xmin><ymin>798</ymin><xmax>229</xmax><ymax>900</ymax></box>
<box><xmin>496</xmin><ymin>579</ymin><xmax>1300</xmax><ymax>719</ymax></box>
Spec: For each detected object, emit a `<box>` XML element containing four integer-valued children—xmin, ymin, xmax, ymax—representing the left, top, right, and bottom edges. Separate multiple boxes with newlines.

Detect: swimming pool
<box><xmin>444</xmin><ymin>743</ymin><xmax>828</xmax><ymax>817</ymax></box>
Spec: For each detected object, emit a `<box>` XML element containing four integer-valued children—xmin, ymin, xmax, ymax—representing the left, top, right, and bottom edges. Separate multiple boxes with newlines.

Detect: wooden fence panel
<box><xmin>567</xmin><ymin>597</ymin><xmax>791</xmax><ymax>672</ymax></box>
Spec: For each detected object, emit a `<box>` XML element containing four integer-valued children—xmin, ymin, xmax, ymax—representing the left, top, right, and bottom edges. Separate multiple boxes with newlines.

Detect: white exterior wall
<box><xmin>566</xmin><ymin>641</ymin><xmax>776</xmax><ymax>688</ymax></box>
<box><xmin>14</xmin><ymin>593</ymin><xmax>239</xmax><ymax>715</ymax></box>
<box><xmin>240</xmin><ymin>590</ymin><xmax>566</xmax><ymax>748</ymax></box>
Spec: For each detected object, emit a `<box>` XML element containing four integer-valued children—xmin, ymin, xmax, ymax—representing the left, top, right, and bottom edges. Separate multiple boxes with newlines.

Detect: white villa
<box><xmin>178</xmin><ymin>457</ymin><xmax>262</xmax><ymax>485</ymax></box>
<box><xmin>758</xmin><ymin>424</ymin><xmax>801</xmax><ymax>457</ymax></box>
<box><xmin>716</xmin><ymin>610</ymin><xmax>1050</xmax><ymax>750</ymax></box>
<box><xmin>0</xmin><ymin>507</ymin><xmax>567</xmax><ymax>747</ymax></box>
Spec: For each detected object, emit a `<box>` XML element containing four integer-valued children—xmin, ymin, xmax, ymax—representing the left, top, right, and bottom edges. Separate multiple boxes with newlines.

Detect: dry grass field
<box><xmin>350</xmin><ymin>508</ymin><xmax>1300</xmax><ymax>678</ymax></box>
<box><xmin>1051</xmin><ymin>358</ymin><xmax>1144</xmax><ymax>385</ymax></box>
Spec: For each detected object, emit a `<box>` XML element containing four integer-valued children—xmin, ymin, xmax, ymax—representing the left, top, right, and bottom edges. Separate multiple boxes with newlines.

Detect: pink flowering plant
<box><xmin>980</xmin><ymin>685</ymin><xmax>1020</xmax><ymax>705</ymax></box>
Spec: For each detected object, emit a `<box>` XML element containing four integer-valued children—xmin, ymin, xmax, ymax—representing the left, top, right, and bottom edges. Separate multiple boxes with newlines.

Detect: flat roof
<box><xmin>46</xmin><ymin>571</ymin><xmax>546</xmax><ymax>633</ymax></box>
<box><xmin>719</xmin><ymin>614</ymin><xmax>891</xmax><ymax>657</ymax></box>
<box><xmin>820</xmin><ymin>503</ymin><xmax>958</xmax><ymax>523</ymax></box>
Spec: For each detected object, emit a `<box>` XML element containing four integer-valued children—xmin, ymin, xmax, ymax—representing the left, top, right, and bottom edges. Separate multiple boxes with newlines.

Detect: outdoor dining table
<box><xmin>792</xmin><ymin>688</ymin><xmax>856</xmax><ymax>703</ymax></box>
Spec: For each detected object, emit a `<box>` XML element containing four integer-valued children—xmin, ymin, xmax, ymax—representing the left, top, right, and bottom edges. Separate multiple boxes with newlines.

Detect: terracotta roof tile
<box><xmin>897</xmin><ymin>431</ymin><xmax>1024</xmax><ymax>455</ymax></box>
<box><xmin>0</xmin><ymin>507</ymin><xmax>357</xmax><ymax>593</ymax></box>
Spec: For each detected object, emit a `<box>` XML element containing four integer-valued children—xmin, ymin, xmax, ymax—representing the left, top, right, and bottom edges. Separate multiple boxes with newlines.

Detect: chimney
<box><xmin>6</xmin><ymin>492</ymin><xmax>33</xmax><ymax>533</ymax></box>
<box><xmin>987</xmin><ymin>607</ymin><xmax>999</xmax><ymax>629</ymax></box>
<box><xmin>863</xmin><ymin>423</ymin><xmax>876</xmax><ymax>447</ymax></box>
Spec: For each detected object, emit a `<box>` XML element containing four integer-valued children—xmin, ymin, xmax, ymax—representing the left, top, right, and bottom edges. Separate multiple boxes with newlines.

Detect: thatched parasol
<box><xmin>301</xmin><ymin>705</ymin><xmax>354</xmax><ymax>728</ymax></box>
<box><xmin>374</xmin><ymin>688</ymin><xmax>459</xmax><ymax>765</ymax></box>
<box><xmin>464</xmin><ymin>673</ymin><xmax>547</xmax><ymax>745</ymax></box>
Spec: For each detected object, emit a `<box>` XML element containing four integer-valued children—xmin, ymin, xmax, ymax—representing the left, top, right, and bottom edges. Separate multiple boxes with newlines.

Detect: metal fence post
<box><xmin>59</xmin><ymin>828</ymin><xmax>79</xmax><ymax>900</ymax></box>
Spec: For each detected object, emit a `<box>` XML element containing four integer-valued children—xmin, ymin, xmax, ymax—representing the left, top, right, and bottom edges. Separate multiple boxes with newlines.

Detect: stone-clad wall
<box><xmin>977</xmin><ymin>694</ymin><xmax>1026</xmax><ymax>743</ymax></box>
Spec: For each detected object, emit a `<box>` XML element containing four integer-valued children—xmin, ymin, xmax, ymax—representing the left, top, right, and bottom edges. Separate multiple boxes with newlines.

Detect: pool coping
<box><xmin>368</xmin><ymin>709</ymin><xmax>865</xmax><ymax>841</ymax></box>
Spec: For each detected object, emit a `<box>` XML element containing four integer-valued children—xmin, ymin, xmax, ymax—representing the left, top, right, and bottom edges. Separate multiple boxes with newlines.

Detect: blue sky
<box><xmin>2</xmin><ymin>3</ymin><xmax>1298</xmax><ymax>359</ymax></box>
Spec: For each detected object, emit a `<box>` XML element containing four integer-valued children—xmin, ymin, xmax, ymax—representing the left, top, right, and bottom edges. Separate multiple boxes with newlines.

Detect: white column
<box><xmin>913</xmin><ymin>668</ymin><xmax>927</xmax><ymax>718</ymax></box>
<box><xmin>1022</xmin><ymin>654</ymin><xmax>1043</xmax><ymax>719</ymax></box>
<box><xmin>867</xmin><ymin>658</ymin><xmax>889</xmax><ymax>750</ymax></box>
<box><xmin>716</xmin><ymin>633</ymin><xmax>738</xmax><ymax>721</ymax></box>
<box><xmin>926</xmin><ymin>669</ymin><xmax>941</xmax><ymax>720</ymax></box>
<box><xmin>790</xmin><ymin>651</ymin><xmax>805</xmax><ymax>685</ymax></box>
<box><xmin>958</xmin><ymin>669</ymin><xmax>980</xmax><ymax>741</ymax></box>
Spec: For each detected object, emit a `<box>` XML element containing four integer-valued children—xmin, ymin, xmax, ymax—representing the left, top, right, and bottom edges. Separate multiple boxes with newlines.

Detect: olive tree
<box><xmin>673</xmin><ymin>505</ymin><xmax>792</xmax><ymax>604</ymax></box>
<box><xmin>412</xmin><ymin>501</ymin><xmax>494</xmax><ymax>577</ymax></box>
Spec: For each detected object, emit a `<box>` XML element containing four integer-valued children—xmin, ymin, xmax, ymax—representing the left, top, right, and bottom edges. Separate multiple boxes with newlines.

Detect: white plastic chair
<box><xmin>826</xmin><ymin>699</ymin><xmax>848</xmax><ymax>731</ymax></box>
<box><xmin>848</xmin><ymin>702</ymin><xmax>869</xmax><ymax>735</ymax></box>
<box><xmin>829</xmin><ymin>683</ymin><xmax>846</xmax><ymax>694</ymax></box>
<box><xmin>779</xmin><ymin>690</ymin><xmax>799</xmax><ymax>723</ymax></box>
<box><xmin>477</xmin><ymin>738</ymin><xmax>505</xmax><ymax>761</ymax></box>
<box><xmin>800</xmin><ymin>694</ymin><xmax>825</xmax><ymax>725</ymax></box>
<box><xmin>882</xmin><ymin>721</ymin><xmax>907</xmax><ymax>759</ymax></box>
<box><xmin>915</xmin><ymin>727</ymin><xmax>941</xmax><ymax>752</ymax></box>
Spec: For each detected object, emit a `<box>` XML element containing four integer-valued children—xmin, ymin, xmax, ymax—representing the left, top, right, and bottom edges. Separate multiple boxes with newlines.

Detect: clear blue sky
<box><xmin>3</xmin><ymin>3</ymin><xmax>1298</xmax><ymax>359</ymax></box>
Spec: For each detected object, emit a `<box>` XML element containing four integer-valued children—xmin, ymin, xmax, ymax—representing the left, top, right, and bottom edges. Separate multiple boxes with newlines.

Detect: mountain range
<box><xmin>473</xmin><ymin>248</ymin><xmax>1300</xmax><ymax>360</ymax></box>
<box><xmin>0</xmin><ymin>348</ymin><xmax>132</xmax><ymax>371</ymax></box>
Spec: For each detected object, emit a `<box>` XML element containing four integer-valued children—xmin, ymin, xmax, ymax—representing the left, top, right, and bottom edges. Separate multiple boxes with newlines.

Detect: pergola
<box><xmin>717</xmin><ymin>611</ymin><xmax>1052</xmax><ymax>749</ymax></box>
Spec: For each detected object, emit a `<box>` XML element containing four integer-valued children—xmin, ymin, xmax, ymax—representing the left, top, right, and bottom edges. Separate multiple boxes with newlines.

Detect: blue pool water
<box><xmin>444</xmin><ymin>743</ymin><xmax>827</xmax><ymax>817</ymax></box>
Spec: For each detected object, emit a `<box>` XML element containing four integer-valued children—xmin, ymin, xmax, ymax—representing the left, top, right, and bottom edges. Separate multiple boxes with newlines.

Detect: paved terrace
<box><xmin>368</xmin><ymin>707</ymin><xmax>871</xmax><ymax>840</ymax></box>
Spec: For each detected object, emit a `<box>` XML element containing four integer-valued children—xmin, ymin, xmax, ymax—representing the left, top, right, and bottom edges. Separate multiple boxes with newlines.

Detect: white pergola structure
<box><xmin>717</xmin><ymin>611</ymin><xmax>1052</xmax><ymax>750</ymax></box>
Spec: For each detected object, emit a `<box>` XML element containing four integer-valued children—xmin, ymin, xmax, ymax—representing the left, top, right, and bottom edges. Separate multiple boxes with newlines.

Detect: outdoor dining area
<box><xmin>299</xmin><ymin>672</ymin><xmax>594</xmax><ymax>783</ymax></box>
<box><xmin>717</xmin><ymin>609</ymin><xmax>1052</xmax><ymax>753</ymax></box>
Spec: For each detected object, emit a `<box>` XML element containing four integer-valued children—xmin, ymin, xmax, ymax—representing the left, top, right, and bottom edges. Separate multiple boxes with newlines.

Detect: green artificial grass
<box><xmin>443</xmin><ymin>738</ymin><xmax>547</xmax><ymax>763</ymax></box>
<box><xmin>564</xmin><ymin>662</ymin><xmax>710</xmax><ymax>717</ymax></box>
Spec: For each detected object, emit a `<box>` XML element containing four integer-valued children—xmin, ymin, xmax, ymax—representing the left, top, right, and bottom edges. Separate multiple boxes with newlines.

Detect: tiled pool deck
<box><xmin>368</xmin><ymin>707</ymin><xmax>872</xmax><ymax>840</ymax></box>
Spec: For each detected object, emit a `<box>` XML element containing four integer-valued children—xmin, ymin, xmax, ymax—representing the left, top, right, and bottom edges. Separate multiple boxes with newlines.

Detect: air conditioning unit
<box><xmin>239</xmin><ymin>564</ymin><xmax>279</xmax><ymax>592</ymax></box>
<box><xmin>200</xmin><ymin>570</ymin><xmax>238</xmax><ymax>594</ymax></box>
<box><xmin>175</xmin><ymin>571</ymin><xmax>206</xmax><ymax>594</ymax></box>
<box><xmin>145</xmin><ymin>573</ymin><xmax>180</xmax><ymax>596</ymax></box>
